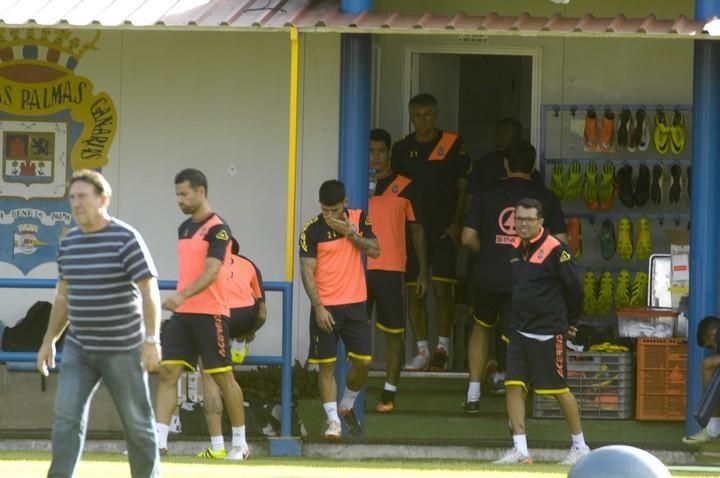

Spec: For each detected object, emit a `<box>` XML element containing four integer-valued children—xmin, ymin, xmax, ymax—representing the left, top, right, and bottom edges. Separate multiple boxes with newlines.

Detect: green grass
<box><xmin>0</xmin><ymin>452</ymin><xmax>718</xmax><ymax>478</ymax></box>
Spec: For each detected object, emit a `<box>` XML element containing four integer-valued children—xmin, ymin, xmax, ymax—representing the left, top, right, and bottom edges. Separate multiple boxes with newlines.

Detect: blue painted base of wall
<box><xmin>268</xmin><ymin>437</ymin><xmax>302</xmax><ymax>456</ymax></box>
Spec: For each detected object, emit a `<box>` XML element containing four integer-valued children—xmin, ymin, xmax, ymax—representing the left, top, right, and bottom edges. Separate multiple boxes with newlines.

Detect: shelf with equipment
<box><xmin>538</xmin><ymin>103</ymin><xmax>692</xmax><ymax>325</ymax></box>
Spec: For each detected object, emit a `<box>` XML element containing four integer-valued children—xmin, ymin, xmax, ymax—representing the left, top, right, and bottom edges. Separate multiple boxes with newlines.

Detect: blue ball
<box><xmin>568</xmin><ymin>445</ymin><xmax>670</xmax><ymax>478</ymax></box>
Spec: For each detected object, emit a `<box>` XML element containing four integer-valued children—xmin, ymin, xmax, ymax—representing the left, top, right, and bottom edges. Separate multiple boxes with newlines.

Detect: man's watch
<box><xmin>145</xmin><ymin>335</ymin><xmax>160</xmax><ymax>345</ymax></box>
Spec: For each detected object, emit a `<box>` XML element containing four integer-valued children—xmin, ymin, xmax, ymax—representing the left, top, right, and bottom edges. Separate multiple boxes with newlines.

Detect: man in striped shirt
<box><xmin>37</xmin><ymin>169</ymin><xmax>161</xmax><ymax>478</ymax></box>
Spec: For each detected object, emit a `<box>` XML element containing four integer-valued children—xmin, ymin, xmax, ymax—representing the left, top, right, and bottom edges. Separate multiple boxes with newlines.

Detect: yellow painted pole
<box><xmin>285</xmin><ymin>27</ymin><xmax>299</xmax><ymax>282</ymax></box>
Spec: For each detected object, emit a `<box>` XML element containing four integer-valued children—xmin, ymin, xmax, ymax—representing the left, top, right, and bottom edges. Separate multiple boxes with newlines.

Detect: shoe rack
<box><xmin>538</xmin><ymin>104</ymin><xmax>692</xmax><ymax>325</ymax></box>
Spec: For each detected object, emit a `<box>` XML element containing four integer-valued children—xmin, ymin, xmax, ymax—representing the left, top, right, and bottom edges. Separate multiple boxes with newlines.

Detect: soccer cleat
<box><xmin>616</xmin><ymin>165</ymin><xmax>635</xmax><ymax>209</ymax></box>
<box><xmin>559</xmin><ymin>446</ymin><xmax>591</xmax><ymax>465</ymax></box>
<box><xmin>617</xmin><ymin>108</ymin><xmax>632</xmax><ymax>148</ymax></box>
<box><xmin>669</xmin><ymin>164</ymin><xmax>682</xmax><ymax>204</ymax></box>
<box><xmin>550</xmin><ymin>163</ymin><xmax>565</xmax><ymax>200</ymax></box>
<box><xmin>599</xmin><ymin>219</ymin><xmax>616</xmax><ymax>261</ymax></box>
<box><xmin>599</xmin><ymin>110</ymin><xmax>615</xmax><ymax>153</ymax></box>
<box><xmin>670</xmin><ymin>110</ymin><xmax>686</xmax><ymax>155</ymax></box>
<box><xmin>428</xmin><ymin>347</ymin><xmax>449</xmax><ymax>372</ymax></box>
<box><xmin>635</xmin><ymin>218</ymin><xmax>652</xmax><ymax>261</ymax></box>
<box><xmin>653</xmin><ymin>110</ymin><xmax>670</xmax><ymax>154</ymax></box>
<box><xmin>583</xmin><ymin>162</ymin><xmax>599</xmax><ymax>210</ymax></box>
<box><xmin>339</xmin><ymin>407</ymin><xmax>363</xmax><ymax>436</ymax></box>
<box><xmin>375</xmin><ymin>400</ymin><xmax>395</xmax><ymax>413</ymax></box>
<box><xmin>197</xmin><ymin>447</ymin><xmax>227</xmax><ymax>459</ymax></box>
<box><xmin>682</xmin><ymin>428</ymin><xmax>719</xmax><ymax>445</ymax></box>
<box><xmin>323</xmin><ymin>420</ymin><xmax>342</xmax><ymax>440</ymax></box>
<box><xmin>615</xmin><ymin>270</ymin><xmax>631</xmax><ymax>309</ymax></box>
<box><xmin>650</xmin><ymin>165</ymin><xmax>663</xmax><ymax>205</ymax></box>
<box><xmin>596</xmin><ymin>272</ymin><xmax>614</xmax><ymax>315</ymax></box>
<box><xmin>584</xmin><ymin>109</ymin><xmax>599</xmax><ymax>152</ymax></box>
<box><xmin>226</xmin><ymin>445</ymin><xmax>250</xmax><ymax>461</ymax></box>
<box><xmin>617</xmin><ymin>218</ymin><xmax>633</xmax><ymax>261</ymax></box>
<box><xmin>493</xmin><ymin>448</ymin><xmax>533</xmax><ymax>465</ymax></box>
<box><xmin>597</xmin><ymin>161</ymin><xmax>615</xmax><ymax>209</ymax></box>
<box><xmin>564</xmin><ymin>161</ymin><xmax>582</xmax><ymax>200</ymax></box>
<box><xmin>489</xmin><ymin>372</ymin><xmax>507</xmax><ymax>395</ymax></box>
<box><xmin>462</xmin><ymin>399</ymin><xmax>480</xmax><ymax>414</ymax></box>
<box><xmin>634</xmin><ymin>165</ymin><xmax>650</xmax><ymax>207</ymax></box>
<box><xmin>633</xmin><ymin>108</ymin><xmax>650</xmax><ymax>152</ymax></box>
<box><xmin>629</xmin><ymin>272</ymin><xmax>649</xmax><ymax>307</ymax></box>
<box><xmin>582</xmin><ymin>272</ymin><xmax>597</xmax><ymax>316</ymax></box>
<box><xmin>567</xmin><ymin>218</ymin><xmax>582</xmax><ymax>258</ymax></box>
<box><xmin>231</xmin><ymin>340</ymin><xmax>249</xmax><ymax>364</ymax></box>
<box><xmin>404</xmin><ymin>350</ymin><xmax>429</xmax><ymax>372</ymax></box>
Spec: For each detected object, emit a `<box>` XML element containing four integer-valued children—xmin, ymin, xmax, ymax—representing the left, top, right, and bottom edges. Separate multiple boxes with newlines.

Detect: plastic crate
<box><xmin>532</xmin><ymin>351</ymin><xmax>634</xmax><ymax>420</ymax></box>
<box><xmin>636</xmin><ymin>337</ymin><xmax>687</xmax><ymax>421</ymax></box>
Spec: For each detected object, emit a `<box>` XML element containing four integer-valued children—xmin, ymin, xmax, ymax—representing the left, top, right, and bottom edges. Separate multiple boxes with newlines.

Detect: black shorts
<box><xmin>161</xmin><ymin>313</ymin><xmax>233</xmax><ymax>374</ymax></box>
<box><xmin>406</xmin><ymin>234</ymin><xmax>457</xmax><ymax>284</ymax></box>
<box><xmin>307</xmin><ymin>302</ymin><xmax>372</xmax><ymax>364</ymax></box>
<box><xmin>229</xmin><ymin>305</ymin><xmax>259</xmax><ymax>338</ymax></box>
<box><xmin>505</xmin><ymin>329</ymin><xmax>569</xmax><ymax>394</ymax></box>
<box><xmin>367</xmin><ymin>270</ymin><xmax>405</xmax><ymax>334</ymax></box>
<box><xmin>471</xmin><ymin>288</ymin><xmax>512</xmax><ymax>328</ymax></box>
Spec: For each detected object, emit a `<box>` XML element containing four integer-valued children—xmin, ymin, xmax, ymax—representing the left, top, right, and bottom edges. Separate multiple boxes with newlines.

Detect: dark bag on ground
<box><xmin>1</xmin><ymin>301</ymin><xmax>57</xmax><ymax>352</ymax></box>
<box><xmin>177</xmin><ymin>400</ymin><xmax>304</xmax><ymax>437</ymax></box>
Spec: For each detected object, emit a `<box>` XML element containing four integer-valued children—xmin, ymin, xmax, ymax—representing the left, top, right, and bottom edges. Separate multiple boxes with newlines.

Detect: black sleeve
<box><xmin>358</xmin><ymin>210</ymin><xmax>376</xmax><ymax>240</ymax></box>
<box><xmin>252</xmin><ymin>261</ymin><xmax>265</xmax><ymax>301</ymax></box>
<box><xmin>464</xmin><ymin>191</ymin><xmax>484</xmax><ymax>231</ymax></box>
<box><xmin>453</xmin><ymin>136</ymin><xmax>471</xmax><ymax>179</ymax></box>
<box><xmin>401</xmin><ymin>180</ymin><xmax>423</xmax><ymax>225</ymax></box>
<box><xmin>556</xmin><ymin>244</ymin><xmax>582</xmax><ymax>327</ymax></box>
<box><xmin>299</xmin><ymin>220</ymin><xmax>319</xmax><ymax>258</ymax></box>
<box><xmin>545</xmin><ymin>194</ymin><xmax>567</xmax><ymax>235</ymax></box>
<box><xmin>205</xmin><ymin>224</ymin><xmax>231</xmax><ymax>261</ymax></box>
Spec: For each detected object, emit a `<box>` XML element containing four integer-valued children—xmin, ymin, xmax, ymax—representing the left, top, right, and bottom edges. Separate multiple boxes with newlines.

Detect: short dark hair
<box><xmin>370</xmin><ymin>128</ymin><xmax>392</xmax><ymax>150</ymax></box>
<box><xmin>697</xmin><ymin>316</ymin><xmax>720</xmax><ymax>347</ymax></box>
<box><xmin>497</xmin><ymin>118</ymin><xmax>523</xmax><ymax>141</ymax></box>
<box><xmin>408</xmin><ymin>93</ymin><xmax>438</xmax><ymax>113</ymax></box>
<box><xmin>69</xmin><ymin>169</ymin><xmax>112</xmax><ymax>197</ymax></box>
<box><xmin>319</xmin><ymin>180</ymin><xmax>346</xmax><ymax>206</ymax></box>
<box><xmin>230</xmin><ymin>237</ymin><xmax>240</xmax><ymax>255</ymax></box>
<box><xmin>175</xmin><ymin>168</ymin><xmax>208</xmax><ymax>194</ymax></box>
<box><xmin>507</xmin><ymin>140</ymin><xmax>536</xmax><ymax>174</ymax></box>
<box><xmin>515</xmin><ymin>197</ymin><xmax>544</xmax><ymax>219</ymax></box>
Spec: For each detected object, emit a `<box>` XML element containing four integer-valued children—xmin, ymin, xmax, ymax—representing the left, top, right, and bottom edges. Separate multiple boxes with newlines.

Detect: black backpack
<box><xmin>1</xmin><ymin>301</ymin><xmax>54</xmax><ymax>352</ymax></box>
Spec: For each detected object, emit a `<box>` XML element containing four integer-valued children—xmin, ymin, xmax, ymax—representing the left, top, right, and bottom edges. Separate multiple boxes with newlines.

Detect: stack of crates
<box><xmin>635</xmin><ymin>337</ymin><xmax>687</xmax><ymax>421</ymax></box>
<box><xmin>532</xmin><ymin>351</ymin><xmax>634</xmax><ymax>419</ymax></box>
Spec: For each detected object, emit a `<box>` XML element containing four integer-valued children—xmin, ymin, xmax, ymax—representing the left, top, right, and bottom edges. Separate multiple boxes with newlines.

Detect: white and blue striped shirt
<box><xmin>58</xmin><ymin>218</ymin><xmax>157</xmax><ymax>352</ymax></box>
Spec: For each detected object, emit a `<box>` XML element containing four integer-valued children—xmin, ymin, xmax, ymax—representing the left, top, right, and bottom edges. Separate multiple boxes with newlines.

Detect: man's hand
<box><xmin>314</xmin><ymin>305</ymin><xmax>335</xmax><ymax>333</ymax></box>
<box><xmin>37</xmin><ymin>341</ymin><xmax>56</xmax><ymax>377</ymax></box>
<box><xmin>326</xmin><ymin>212</ymin><xmax>353</xmax><ymax>237</ymax></box>
<box><xmin>442</xmin><ymin>223</ymin><xmax>462</xmax><ymax>246</ymax></box>
<box><xmin>162</xmin><ymin>293</ymin><xmax>184</xmax><ymax>311</ymax></box>
<box><xmin>142</xmin><ymin>343</ymin><xmax>161</xmax><ymax>372</ymax></box>
<box><xmin>415</xmin><ymin>271</ymin><xmax>429</xmax><ymax>298</ymax></box>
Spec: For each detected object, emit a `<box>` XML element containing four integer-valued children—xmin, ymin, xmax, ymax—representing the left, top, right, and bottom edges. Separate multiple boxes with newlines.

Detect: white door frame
<box><xmin>403</xmin><ymin>44</ymin><xmax>542</xmax><ymax>150</ymax></box>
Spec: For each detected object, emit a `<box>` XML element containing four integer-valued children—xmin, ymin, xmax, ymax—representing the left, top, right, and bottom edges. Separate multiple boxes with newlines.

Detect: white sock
<box><xmin>437</xmin><ymin>336</ymin><xmax>450</xmax><ymax>351</ymax></box>
<box><xmin>231</xmin><ymin>426</ymin><xmax>247</xmax><ymax>448</ymax></box>
<box><xmin>512</xmin><ymin>434</ymin><xmax>529</xmax><ymax>456</ymax></box>
<box><xmin>384</xmin><ymin>382</ymin><xmax>397</xmax><ymax>392</ymax></box>
<box><xmin>210</xmin><ymin>435</ymin><xmax>224</xmax><ymax>452</ymax></box>
<box><xmin>323</xmin><ymin>401</ymin><xmax>340</xmax><ymax>423</ymax></box>
<box><xmin>340</xmin><ymin>387</ymin><xmax>360</xmax><ymax>410</ymax></box>
<box><xmin>417</xmin><ymin>340</ymin><xmax>429</xmax><ymax>354</ymax></box>
<box><xmin>155</xmin><ymin>423</ymin><xmax>169</xmax><ymax>449</ymax></box>
<box><xmin>571</xmin><ymin>432</ymin><xmax>588</xmax><ymax>450</ymax></box>
<box><xmin>708</xmin><ymin>418</ymin><xmax>720</xmax><ymax>436</ymax></box>
<box><xmin>467</xmin><ymin>381</ymin><xmax>481</xmax><ymax>402</ymax></box>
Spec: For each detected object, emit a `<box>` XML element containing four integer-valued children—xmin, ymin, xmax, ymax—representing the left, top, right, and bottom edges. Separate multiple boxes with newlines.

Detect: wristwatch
<box><xmin>145</xmin><ymin>335</ymin><xmax>160</xmax><ymax>345</ymax></box>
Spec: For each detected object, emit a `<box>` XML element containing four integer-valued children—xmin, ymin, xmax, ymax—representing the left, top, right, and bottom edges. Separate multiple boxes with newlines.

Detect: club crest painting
<box><xmin>0</xmin><ymin>28</ymin><xmax>117</xmax><ymax>274</ymax></box>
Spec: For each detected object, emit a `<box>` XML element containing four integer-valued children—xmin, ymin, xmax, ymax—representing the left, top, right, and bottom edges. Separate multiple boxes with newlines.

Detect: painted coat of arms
<box><xmin>0</xmin><ymin>28</ymin><xmax>117</xmax><ymax>274</ymax></box>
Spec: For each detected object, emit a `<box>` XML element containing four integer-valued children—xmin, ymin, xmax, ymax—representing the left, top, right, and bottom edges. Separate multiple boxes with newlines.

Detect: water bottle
<box><xmin>369</xmin><ymin>167</ymin><xmax>377</xmax><ymax>196</ymax></box>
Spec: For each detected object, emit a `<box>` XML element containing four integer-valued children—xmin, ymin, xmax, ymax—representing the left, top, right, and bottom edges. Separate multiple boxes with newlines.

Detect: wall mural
<box><xmin>0</xmin><ymin>29</ymin><xmax>117</xmax><ymax>274</ymax></box>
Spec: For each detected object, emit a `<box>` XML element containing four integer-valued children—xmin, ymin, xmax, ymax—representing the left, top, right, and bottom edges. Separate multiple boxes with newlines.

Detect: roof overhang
<box><xmin>0</xmin><ymin>0</ymin><xmax>718</xmax><ymax>40</ymax></box>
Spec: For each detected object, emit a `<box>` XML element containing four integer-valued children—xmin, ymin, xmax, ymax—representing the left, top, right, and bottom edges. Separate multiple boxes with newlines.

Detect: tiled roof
<box><xmin>0</xmin><ymin>0</ymin><xmax>716</xmax><ymax>38</ymax></box>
